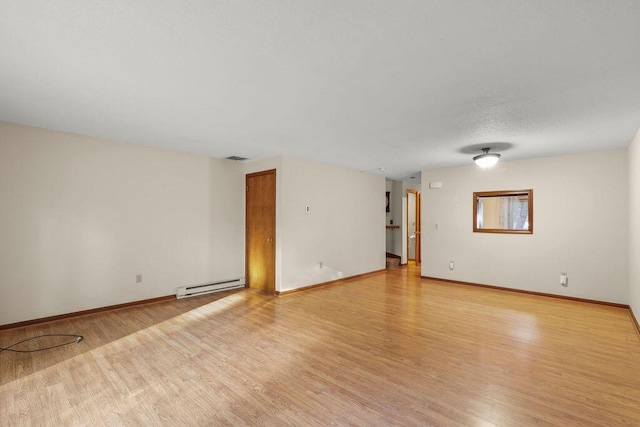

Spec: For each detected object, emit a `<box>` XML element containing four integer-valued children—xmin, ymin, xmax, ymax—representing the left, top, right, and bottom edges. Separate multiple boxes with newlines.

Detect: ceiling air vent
<box><xmin>225</xmin><ymin>156</ymin><xmax>248</xmax><ymax>161</ymax></box>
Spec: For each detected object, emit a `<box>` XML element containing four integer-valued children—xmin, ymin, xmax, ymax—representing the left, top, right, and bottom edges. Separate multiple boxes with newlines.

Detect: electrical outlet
<box><xmin>136</xmin><ymin>274</ymin><xmax>143</xmax><ymax>283</ymax></box>
<box><xmin>449</xmin><ymin>261</ymin><xmax>454</xmax><ymax>270</ymax></box>
<box><xmin>560</xmin><ymin>272</ymin><xmax>568</xmax><ymax>286</ymax></box>
<box><xmin>319</xmin><ymin>262</ymin><xmax>323</xmax><ymax>269</ymax></box>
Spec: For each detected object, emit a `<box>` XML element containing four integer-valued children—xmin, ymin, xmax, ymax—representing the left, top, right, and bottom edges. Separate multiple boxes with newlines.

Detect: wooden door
<box><xmin>246</xmin><ymin>170</ymin><xmax>276</xmax><ymax>294</ymax></box>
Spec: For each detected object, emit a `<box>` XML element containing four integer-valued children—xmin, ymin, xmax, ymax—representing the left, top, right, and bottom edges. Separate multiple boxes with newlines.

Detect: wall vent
<box><xmin>225</xmin><ymin>156</ymin><xmax>248</xmax><ymax>161</ymax></box>
<box><xmin>176</xmin><ymin>277</ymin><xmax>245</xmax><ymax>299</ymax></box>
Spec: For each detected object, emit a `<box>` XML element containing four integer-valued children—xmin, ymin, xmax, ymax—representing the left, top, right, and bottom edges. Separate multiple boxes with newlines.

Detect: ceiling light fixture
<box><xmin>473</xmin><ymin>147</ymin><xmax>501</xmax><ymax>168</ymax></box>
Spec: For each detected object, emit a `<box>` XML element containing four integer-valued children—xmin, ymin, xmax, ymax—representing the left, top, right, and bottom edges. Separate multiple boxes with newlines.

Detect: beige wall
<box><xmin>421</xmin><ymin>149</ymin><xmax>629</xmax><ymax>303</ymax></box>
<box><xmin>0</xmin><ymin>122</ymin><xmax>245</xmax><ymax>325</ymax></box>
<box><xmin>5</xmin><ymin>119</ymin><xmax>631</xmax><ymax>324</ymax></box>
<box><xmin>0</xmin><ymin>128</ymin><xmax>385</xmax><ymax>325</ymax></box>
<box><xmin>629</xmin><ymin>130</ymin><xmax>640</xmax><ymax>318</ymax></box>
<box><xmin>280</xmin><ymin>156</ymin><xmax>385</xmax><ymax>290</ymax></box>
<box><xmin>246</xmin><ymin>156</ymin><xmax>385</xmax><ymax>292</ymax></box>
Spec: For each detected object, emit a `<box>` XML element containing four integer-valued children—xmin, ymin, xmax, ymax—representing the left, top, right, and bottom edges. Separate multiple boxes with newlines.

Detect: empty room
<box><xmin>1</xmin><ymin>1</ymin><xmax>640</xmax><ymax>425</ymax></box>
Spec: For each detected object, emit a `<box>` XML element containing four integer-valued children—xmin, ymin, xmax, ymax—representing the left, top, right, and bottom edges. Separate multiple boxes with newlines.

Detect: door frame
<box><xmin>406</xmin><ymin>189</ymin><xmax>421</xmax><ymax>266</ymax></box>
<box><xmin>245</xmin><ymin>169</ymin><xmax>276</xmax><ymax>294</ymax></box>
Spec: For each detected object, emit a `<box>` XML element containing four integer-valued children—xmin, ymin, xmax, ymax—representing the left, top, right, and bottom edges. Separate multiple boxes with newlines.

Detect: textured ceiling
<box><xmin>1</xmin><ymin>1</ymin><xmax>639</xmax><ymax>181</ymax></box>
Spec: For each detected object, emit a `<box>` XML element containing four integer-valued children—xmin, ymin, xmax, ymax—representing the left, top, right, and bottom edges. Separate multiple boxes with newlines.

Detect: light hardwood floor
<box><xmin>1</xmin><ymin>266</ymin><xmax>639</xmax><ymax>426</ymax></box>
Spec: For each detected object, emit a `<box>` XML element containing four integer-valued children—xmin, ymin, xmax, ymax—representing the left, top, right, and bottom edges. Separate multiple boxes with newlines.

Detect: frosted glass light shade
<box><xmin>473</xmin><ymin>148</ymin><xmax>501</xmax><ymax>168</ymax></box>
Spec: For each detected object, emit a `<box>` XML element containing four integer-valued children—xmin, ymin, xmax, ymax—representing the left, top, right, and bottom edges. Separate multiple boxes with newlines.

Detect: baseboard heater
<box><xmin>176</xmin><ymin>277</ymin><xmax>246</xmax><ymax>299</ymax></box>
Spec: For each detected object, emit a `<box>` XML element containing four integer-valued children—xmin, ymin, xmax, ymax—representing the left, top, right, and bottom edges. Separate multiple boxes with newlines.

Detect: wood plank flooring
<box><xmin>1</xmin><ymin>266</ymin><xmax>640</xmax><ymax>425</ymax></box>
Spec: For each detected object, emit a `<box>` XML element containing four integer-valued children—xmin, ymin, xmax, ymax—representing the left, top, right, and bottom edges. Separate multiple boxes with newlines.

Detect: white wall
<box><xmin>276</xmin><ymin>156</ymin><xmax>385</xmax><ymax>292</ymax></box>
<box><xmin>421</xmin><ymin>149</ymin><xmax>629</xmax><ymax>304</ymax></box>
<box><xmin>0</xmin><ymin>122</ymin><xmax>245</xmax><ymax>325</ymax></box>
<box><xmin>629</xmin><ymin>130</ymin><xmax>640</xmax><ymax>318</ymax></box>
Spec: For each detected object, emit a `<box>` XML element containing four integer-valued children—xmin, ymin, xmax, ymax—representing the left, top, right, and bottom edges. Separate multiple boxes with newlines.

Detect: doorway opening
<box><xmin>406</xmin><ymin>189</ymin><xmax>421</xmax><ymax>267</ymax></box>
